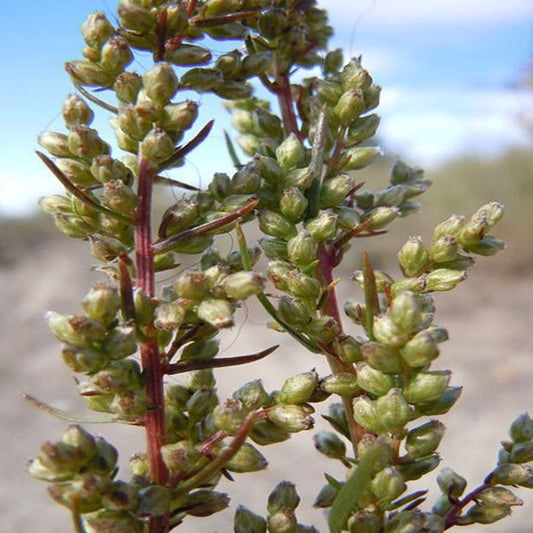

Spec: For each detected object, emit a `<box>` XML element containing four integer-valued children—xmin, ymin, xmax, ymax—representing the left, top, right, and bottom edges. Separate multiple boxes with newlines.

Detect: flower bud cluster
<box><xmin>46</xmin><ymin>283</ymin><xmax>149</xmax><ymax>417</ymax></box>
<box><xmin>28</xmin><ymin>425</ymin><xmax>145</xmax><ymax>529</ymax></box>
<box><xmin>392</xmin><ymin>202</ymin><xmax>505</xmax><ymax>290</ymax></box>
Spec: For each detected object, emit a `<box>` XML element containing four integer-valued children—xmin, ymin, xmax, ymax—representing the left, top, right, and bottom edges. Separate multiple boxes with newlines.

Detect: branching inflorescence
<box><xmin>28</xmin><ymin>1</ymin><xmax>533</xmax><ymax>532</ymax></box>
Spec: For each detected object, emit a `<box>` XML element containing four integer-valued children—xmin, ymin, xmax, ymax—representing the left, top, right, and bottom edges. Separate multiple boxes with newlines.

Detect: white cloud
<box><xmin>377</xmin><ymin>87</ymin><xmax>533</xmax><ymax>165</ymax></box>
<box><xmin>322</xmin><ymin>0</ymin><xmax>533</xmax><ymax>28</ymax></box>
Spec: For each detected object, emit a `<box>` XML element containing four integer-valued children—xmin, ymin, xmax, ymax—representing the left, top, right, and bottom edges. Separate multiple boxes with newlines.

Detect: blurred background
<box><xmin>1</xmin><ymin>1</ymin><xmax>532</xmax><ymax>531</ymax></box>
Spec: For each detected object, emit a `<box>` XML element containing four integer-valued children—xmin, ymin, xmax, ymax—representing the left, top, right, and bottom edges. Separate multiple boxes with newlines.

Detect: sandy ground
<box><xmin>1</xmin><ymin>231</ymin><xmax>532</xmax><ymax>533</ymax></box>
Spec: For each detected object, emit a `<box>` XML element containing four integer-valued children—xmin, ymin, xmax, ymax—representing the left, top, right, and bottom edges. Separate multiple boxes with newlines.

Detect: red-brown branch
<box><xmin>135</xmin><ymin>157</ymin><xmax>169</xmax><ymax>533</ymax></box>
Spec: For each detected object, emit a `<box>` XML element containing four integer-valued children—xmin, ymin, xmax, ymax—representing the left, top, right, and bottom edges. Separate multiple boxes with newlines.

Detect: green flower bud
<box><xmin>62</xmin><ymin>94</ymin><xmax>94</xmax><ymax>127</ymax></box>
<box><xmin>372</xmin><ymin>316</ymin><xmax>410</xmax><ymax>347</ymax></box>
<box><xmin>436</xmin><ymin>467</ymin><xmax>467</xmax><ymax>499</ymax></box>
<box><xmin>101</xmin><ymin>180</ymin><xmax>137</xmax><ymax>215</ymax></box>
<box><xmin>234</xmin><ymin>505</ymin><xmax>267</xmax><ymax>533</ymax></box>
<box><xmin>68</xmin><ymin>125</ymin><xmax>110</xmax><ymax>160</ymax></box>
<box><xmin>40</xmin><ymin>194</ymin><xmax>73</xmax><ymax>216</ymax></box>
<box><xmin>54</xmin><ymin>157</ymin><xmax>98</xmax><ymax>187</ymax></box>
<box><xmin>398</xmin><ymin>454</ymin><xmax>440</xmax><ymax>481</ymax></box>
<box><xmin>476</xmin><ymin>486</ymin><xmax>523</xmax><ymax>508</ymax></box>
<box><xmin>212</xmin><ymin>399</ymin><xmax>247</xmax><ymax>435</ymax></box>
<box><xmin>333</xmin><ymin>334</ymin><xmax>363</xmax><ymax>363</ymax></box>
<box><xmin>306</xmin><ymin>316</ymin><xmax>339</xmax><ymax>343</ymax></box>
<box><xmin>267</xmin><ymin>510</ymin><xmax>297</xmax><ymax>533</ymax></box>
<box><xmin>313</xmin><ymin>483</ymin><xmax>338</xmax><ymax>509</ymax></box>
<box><xmin>221</xmin><ymin>271</ymin><xmax>265</xmax><ymax>300</ymax></box>
<box><xmin>216</xmin><ymin>82</ymin><xmax>255</xmax><ymax>101</ymax></box>
<box><xmin>89</xmin><ymin>234</ymin><xmax>128</xmax><ymax>262</ymax></box>
<box><xmin>355</xmin><ymin>188</ymin><xmax>374</xmax><ymax>208</ymax></box>
<box><xmin>267</xmin><ymin>404</ymin><xmax>314</xmax><ymax>433</ymax></box>
<box><xmin>259</xmin><ymin>210</ymin><xmax>297</xmax><ymax>239</ymax></box>
<box><xmin>116</xmin><ymin>105</ymin><xmax>152</xmax><ymax>140</ymax></box>
<box><xmin>390</xmin><ymin>160</ymin><xmax>422</xmax><ymax>184</ymax></box>
<box><xmin>226</xmin><ymin>442</ymin><xmax>268</xmax><ymax>473</ymax></box>
<box><xmin>62</xmin><ymin>345</ymin><xmax>107</xmax><ymax>373</ymax></box>
<box><xmin>197</xmin><ymin>298</ymin><xmax>234</xmax><ymax>328</ymax></box>
<box><xmin>65</xmin><ymin>60</ymin><xmax>114</xmax><ymax>87</ymax></box>
<box><xmin>60</xmin><ymin>425</ymin><xmax>97</xmax><ymax>460</ymax></box>
<box><xmin>165</xmin><ymin>43</ymin><xmax>212</xmax><ymax>66</ymax></box>
<box><xmin>180</xmin><ymin>67</ymin><xmax>223</xmax><ymax>91</ymax></box>
<box><xmin>267</xmin><ymin>481</ymin><xmax>300</xmax><ymax>514</ymax></box>
<box><xmin>415</xmin><ymin>386</ymin><xmax>462</xmax><ymax>416</ymax></box>
<box><xmin>321</xmin><ymin>373</ymin><xmax>359</xmax><ymax>397</ymax></box>
<box><xmin>364</xmin><ymin>84</ymin><xmax>381</xmax><ymax>111</ymax></box>
<box><xmin>100</xmin><ymin>36</ymin><xmax>133</xmax><ymax>75</ymax></box>
<box><xmin>255</xmin><ymin>154</ymin><xmax>282</xmax><ymax>182</ymax></box>
<box><xmin>316</xmin><ymin>79</ymin><xmax>342</xmax><ymax>105</ymax></box>
<box><xmin>161</xmin><ymin>440</ymin><xmax>199</xmax><ymax>474</ymax></box>
<box><xmin>362</xmin><ymin>206</ymin><xmax>399</xmax><ymax>231</ymax></box>
<box><xmin>84</xmin><ymin>509</ymin><xmax>143</xmax><ymax>532</ymax></box>
<box><xmin>101</xmin><ymin>326</ymin><xmax>136</xmax><ymax>360</ymax></box>
<box><xmin>90</xmin><ymin>155</ymin><xmax>132</xmax><ymax>185</ymax></box>
<box><xmin>110</xmin><ymin>389</ymin><xmax>148</xmax><ymax>416</ymax></box>
<box><xmin>48</xmin><ymin>472</ymin><xmax>105</xmax><ymax>513</ymax></box>
<box><xmin>249</xmin><ymin>419</ymin><xmax>290</xmax><ymax>445</ymax></box>
<box><xmin>464</xmin><ymin>235</ymin><xmax>505</xmax><ymax>256</ymax></box>
<box><xmin>259</xmin><ymin>237</ymin><xmax>287</xmax><ymax>260</ymax></box>
<box><xmin>283</xmin><ymin>167</ymin><xmax>314</xmax><ymax>190</ymax></box>
<box><xmin>277</xmin><ymin>297</ymin><xmax>311</xmax><ymax>328</ymax></box>
<box><xmin>161</xmin><ymin>100</ymin><xmax>198</xmax><ymax>133</ymax></box>
<box><xmin>87</xmin><ymin>359</ymin><xmax>141</xmax><ymax>394</ymax></box>
<box><xmin>276</xmin><ymin>133</ymin><xmax>305</xmax><ymax>171</ymax></box>
<box><xmin>461</xmin><ymin>504</ymin><xmax>512</xmax><ymax>525</ymax></box>
<box><xmin>425</xmin><ymin>269</ymin><xmax>466</xmax><ymax>292</ymax></box>
<box><xmin>181</xmin><ymin>339</ymin><xmax>219</xmax><ymax>361</ymax></box>
<box><xmin>376</xmin><ymin>388</ymin><xmax>411</xmax><ymax>431</ymax></box>
<box><xmin>491</xmin><ymin>463</ymin><xmax>533</xmax><ymax>485</ymax></box>
<box><xmin>285</xmin><ymin>271</ymin><xmax>321</xmax><ymax>300</ymax></box>
<box><xmin>458</xmin><ymin>214</ymin><xmax>490</xmax><ymax>246</ymax></box>
<box><xmin>81</xmin><ymin>283</ymin><xmax>120</xmax><ymax>326</ymax></box>
<box><xmin>81</xmin><ymin>12</ymin><xmax>114</xmax><ymax>49</ymax></box>
<box><xmin>286</xmin><ymin>231</ymin><xmax>317</xmax><ymax>267</ymax></box>
<box><xmin>510</xmin><ymin>413</ymin><xmax>533</xmax><ymax>443</ymax></box>
<box><xmin>398</xmin><ymin>237</ymin><xmax>429</xmax><ymax>277</ymax></box>
<box><xmin>140</xmin><ymin>127</ymin><xmax>175</xmax><ymax>163</ymax></box>
<box><xmin>319</xmin><ymin>174</ymin><xmax>355</xmax><ymax>209</ymax></box>
<box><xmin>347</xmin><ymin>114</ymin><xmax>381</xmax><ymax>143</ymax></box>
<box><xmin>52</xmin><ymin>214</ymin><xmax>93</xmax><ymax>239</ymax></box>
<box><xmin>404</xmin><ymin>371</ymin><xmax>451</xmax><ymax>404</ymax></box>
<box><xmin>389</xmin><ymin>291</ymin><xmax>422</xmax><ymax>335</ymax></box>
<box><xmin>313</xmin><ymin>430</ymin><xmax>346</xmax><ymax>460</ymax></box>
<box><xmin>432</xmin><ymin>214</ymin><xmax>466</xmax><ymax>241</ymax></box>
<box><xmin>343</xmin><ymin>146</ymin><xmax>382</xmax><ymax>171</ymax></box>
<box><xmin>280</xmin><ymin>187</ymin><xmax>309</xmax><ymax>223</ymax></box>
<box><xmin>131</xmin><ymin>289</ymin><xmax>153</xmax><ymax>328</ymax></box>
<box><xmin>334</xmin><ymin>88</ymin><xmax>366</xmax><ymax>126</ymax></box>
<box><xmin>472</xmin><ymin>202</ymin><xmax>505</xmax><ymax>227</ymax></box>
<box><xmin>280</xmin><ymin>370</ymin><xmax>319</xmax><ymax>405</ymax></box>
<box><xmin>172</xmin><ymin>271</ymin><xmax>208</xmax><ymax>301</ymax></box>
<box><xmin>371</xmin><ymin>466</ymin><xmax>407</xmax><ymax>504</ymax></box>
<box><xmin>352</xmin><ymin>396</ymin><xmax>386</xmax><ymax>434</ymax></box>
<box><xmin>356</xmin><ymin>363</ymin><xmax>395</xmax><ymax>396</ymax></box>
<box><xmin>361</xmin><ymin>341</ymin><xmax>402</xmax><ymax>374</ymax></box>
<box><xmin>390</xmin><ymin>277</ymin><xmax>427</xmax><ymax>297</ymax></box>
<box><xmin>400</xmin><ymin>331</ymin><xmax>439</xmax><ymax>368</ymax></box>
<box><xmin>117</xmin><ymin>2</ymin><xmax>155</xmax><ymax>33</ymax></box>
<box><xmin>114</xmin><ymin>72</ymin><xmax>143</xmax><ymax>104</ymax></box>
<box><xmin>136</xmin><ymin>485</ymin><xmax>172</xmax><ymax>518</ymax></box>
<box><xmin>304</xmin><ymin>209</ymin><xmax>339</xmax><ymax>241</ymax></box>
<box><xmin>348</xmin><ymin>511</ymin><xmax>381</xmax><ymax>533</ymax></box>
<box><xmin>405</xmin><ymin>420</ymin><xmax>446</xmax><ymax>459</ymax></box>
<box><xmin>429</xmin><ymin>235</ymin><xmax>459</xmax><ymax>263</ymax></box>
<box><xmin>153</xmin><ymin>302</ymin><xmax>185</xmax><ymax>331</ymax></box>
<box><xmin>141</xmin><ymin>62</ymin><xmax>178</xmax><ymax>105</ymax></box>
<box><xmin>233</xmin><ymin>380</ymin><xmax>270</xmax><ymax>411</ymax></box>
<box><xmin>46</xmin><ymin>311</ymin><xmax>107</xmax><ymax>346</ymax></box>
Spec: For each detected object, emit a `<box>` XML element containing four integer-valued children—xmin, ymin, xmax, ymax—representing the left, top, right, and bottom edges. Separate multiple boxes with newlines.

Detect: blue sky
<box><xmin>2</xmin><ymin>0</ymin><xmax>533</xmax><ymax>217</ymax></box>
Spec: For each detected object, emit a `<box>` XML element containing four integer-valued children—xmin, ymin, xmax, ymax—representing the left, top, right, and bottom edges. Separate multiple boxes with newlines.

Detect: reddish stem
<box><xmin>443</xmin><ymin>481</ymin><xmax>492</xmax><ymax>529</ymax></box>
<box><xmin>274</xmin><ymin>72</ymin><xmax>303</xmax><ymax>139</ymax></box>
<box><xmin>317</xmin><ymin>245</ymin><xmax>366</xmax><ymax>450</ymax></box>
<box><xmin>135</xmin><ymin>157</ymin><xmax>169</xmax><ymax>533</ymax></box>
